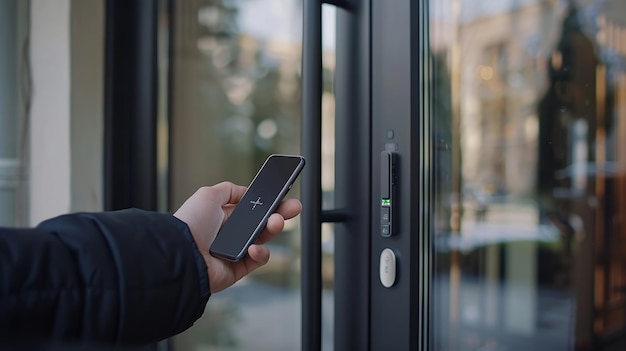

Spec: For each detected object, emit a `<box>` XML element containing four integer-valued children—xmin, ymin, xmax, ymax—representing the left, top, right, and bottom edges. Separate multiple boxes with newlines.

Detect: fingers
<box><xmin>245</xmin><ymin>244</ymin><xmax>271</xmax><ymax>270</ymax></box>
<box><xmin>254</xmin><ymin>214</ymin><xmax>284</xmax><ymax>245</ymax></box>
<box><xmin>275</xmin><ymin>199</ymin><xmax>303</xmax><ymax>220</ymax></box>
<box><xmin>226</xmin><ymin>245</ymin><xmax>270</xmax><ymax>291</ymax></box>
<box><xmin>253</xmin><ymin>199</ymin><xmax>302</xmax><ymax>245</ymax></box>
<box><xmin>206</xmin><ymin>181</ymin><xmax>248</xmax><ymax>206</ymax></box>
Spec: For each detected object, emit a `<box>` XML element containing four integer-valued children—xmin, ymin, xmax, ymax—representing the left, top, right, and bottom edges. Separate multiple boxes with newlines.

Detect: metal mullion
<box><xmin>104</xmin><ymin>0</ymin><xmax>159</xmax><ymax>211</ymax></box>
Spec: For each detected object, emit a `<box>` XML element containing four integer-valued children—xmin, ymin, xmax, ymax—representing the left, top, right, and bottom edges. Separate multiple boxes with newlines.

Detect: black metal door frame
<box><xmin>301</xmin><ymin>0</ymin><xmax>372</xmax><ymax>350</ymax></box>
<box><xmin>369</xmin><ymin>0</ymin><xmax>431</xmax><ymax>349</ymax></box>
<box><xmin>301</xmin><ymin>0</ymin><xmax>431</xmax><ymax>350</ymax></box>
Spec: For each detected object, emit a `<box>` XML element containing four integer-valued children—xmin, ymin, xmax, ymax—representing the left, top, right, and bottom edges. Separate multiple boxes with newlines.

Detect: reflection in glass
<box><xmin>431</xmin><ymin>0</ymin><xmax>626</xmax><ymax>349</ymax></box>
<box><xmin>168</xmin><ymin>0</ymin><xmax>307</xmax><ymax>350</ymax></box>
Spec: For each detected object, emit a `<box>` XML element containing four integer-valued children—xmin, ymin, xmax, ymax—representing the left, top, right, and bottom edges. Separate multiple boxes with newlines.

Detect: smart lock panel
<box><xmin>380</xmin><ymin>150</ymin><xmax>395</xmax><ymax>237</ymax></box>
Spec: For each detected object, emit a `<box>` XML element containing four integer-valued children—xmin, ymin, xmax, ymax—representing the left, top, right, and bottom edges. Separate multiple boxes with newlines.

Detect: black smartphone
<box><xmin>209</xmin><ymin>154</ymin><xmax>306</xmax><ymax>262</ymax></box>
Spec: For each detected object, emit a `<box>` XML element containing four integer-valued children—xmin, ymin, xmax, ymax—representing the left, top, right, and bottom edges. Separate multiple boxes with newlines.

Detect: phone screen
<box><xmin>209</xmin><ymin>154</ymin><xmax>305</xmax><ymax>262</ymax></box>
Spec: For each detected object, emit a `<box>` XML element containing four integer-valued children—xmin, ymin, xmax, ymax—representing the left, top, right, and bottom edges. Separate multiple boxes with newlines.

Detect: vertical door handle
<box><xmin>301</xmin><ymin>0</ymin><xmax>323</xmax><ymax>350</ymax></box>
<box><xmin>301</xmin><ymin>1</ymin><xmax>354</xmax><ymax>351</ymax></box>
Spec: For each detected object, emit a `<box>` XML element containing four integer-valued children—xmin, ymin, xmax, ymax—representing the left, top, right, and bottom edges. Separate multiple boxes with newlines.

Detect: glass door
<box><xmin>165</xmin><ymin>1</ymin><xmax>331</xmax><ymax>350</ymax></box>
<box><xmin>430</xmin><ymin>0</ymin><xmax>626</xmax><ymax>349</ymax></box>
<box><xmin>161</xmin><ymin>0</ymin><xmax>626</xmax><ymax>350</ymax></box>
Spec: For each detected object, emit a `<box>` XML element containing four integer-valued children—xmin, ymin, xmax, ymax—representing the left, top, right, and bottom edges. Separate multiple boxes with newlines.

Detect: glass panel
<box><xmin>167</xmin><ymin>1</ymin><xmax>335</xmax><ymax>349</ymax></box>
<box><xmin>0</xmin><ymin>0</ymin><xmax>26</xmax><ymax>227</ymax></box>
<box><xmin>0</xmin><ymin>0</ymin><xmax>18</xmax><ymax>160</ymax></box>
<box><xmin>431</xmin><ymin>0</ymin><xmax>626</xmax><ymax>349</ymax></box>
<box><xmin>321</xmin><ymin>4</ymin><xmax>336</xmax><ymax>351</ymax></box>
<box><xmin>157</xmin><ymin>0</ymin><xmax>171</xmax><ymax>213</ymax></box>
<box><xmin>0</xmin><ymin>189</ymin><xmax>16</xmax><ymax>226</ymax></box>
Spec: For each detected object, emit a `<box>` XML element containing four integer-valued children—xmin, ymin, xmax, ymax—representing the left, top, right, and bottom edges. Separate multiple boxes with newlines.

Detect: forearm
<box><xmin>0</xmin><ymin>209</ymin><xmax>210</xmax><ymax>346</ymax></box>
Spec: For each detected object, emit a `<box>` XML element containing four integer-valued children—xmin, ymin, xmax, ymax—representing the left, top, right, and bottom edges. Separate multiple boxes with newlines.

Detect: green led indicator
<box><xmin>381</xmin><ymin>199</ymin><xmax>391</xmax><ymax>206</ymax></box>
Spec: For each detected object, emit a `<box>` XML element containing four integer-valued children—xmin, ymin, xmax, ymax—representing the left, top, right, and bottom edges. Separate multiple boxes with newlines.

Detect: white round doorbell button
<box><xmin>379</xmin><ymin>248</ymin><xmax>396</xmax><ymax>288</ymax></box>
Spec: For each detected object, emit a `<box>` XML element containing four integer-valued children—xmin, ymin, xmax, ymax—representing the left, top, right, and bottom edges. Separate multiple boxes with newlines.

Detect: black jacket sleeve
<box><xmin>0</xmin><ymin>209</ymin><xmax>211</xmax><ymax>347</ymax></box>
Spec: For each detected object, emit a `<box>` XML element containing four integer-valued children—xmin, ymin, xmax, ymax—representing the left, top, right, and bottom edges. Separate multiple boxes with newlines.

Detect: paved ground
<box><xmin>174</xmin><ymin>275</ymin><xmax>581</xmax><ymax>351</ymax></box>
<box><xmin>173</xmin><ymin>278</ymin><xmax>334</xmax><ymax>351</ymax></box>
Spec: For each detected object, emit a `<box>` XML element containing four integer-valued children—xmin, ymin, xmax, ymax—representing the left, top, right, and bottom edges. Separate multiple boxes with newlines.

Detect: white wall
<box><xmin>29</xmin><ymin>0</ymin><xmax>72</xmax><ymax>225</ymax></box>
<box><xmin>29</xmin><ymin>0</ymin><xmax>104</xmax><ymax>225</ymax></box>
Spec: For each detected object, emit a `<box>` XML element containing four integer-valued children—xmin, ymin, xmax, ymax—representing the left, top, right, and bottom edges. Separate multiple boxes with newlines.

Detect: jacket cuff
<box><xmin>175</xmin><ymin>217</ymin><xmax>211</xmax><ymax>301</ymax></box>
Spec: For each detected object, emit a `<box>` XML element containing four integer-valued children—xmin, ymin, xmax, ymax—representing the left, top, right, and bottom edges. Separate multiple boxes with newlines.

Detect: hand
<box><xmin>173</xmin><ymin>182</ymin><xmax>302</xmax><ymax>293</ymax></box>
